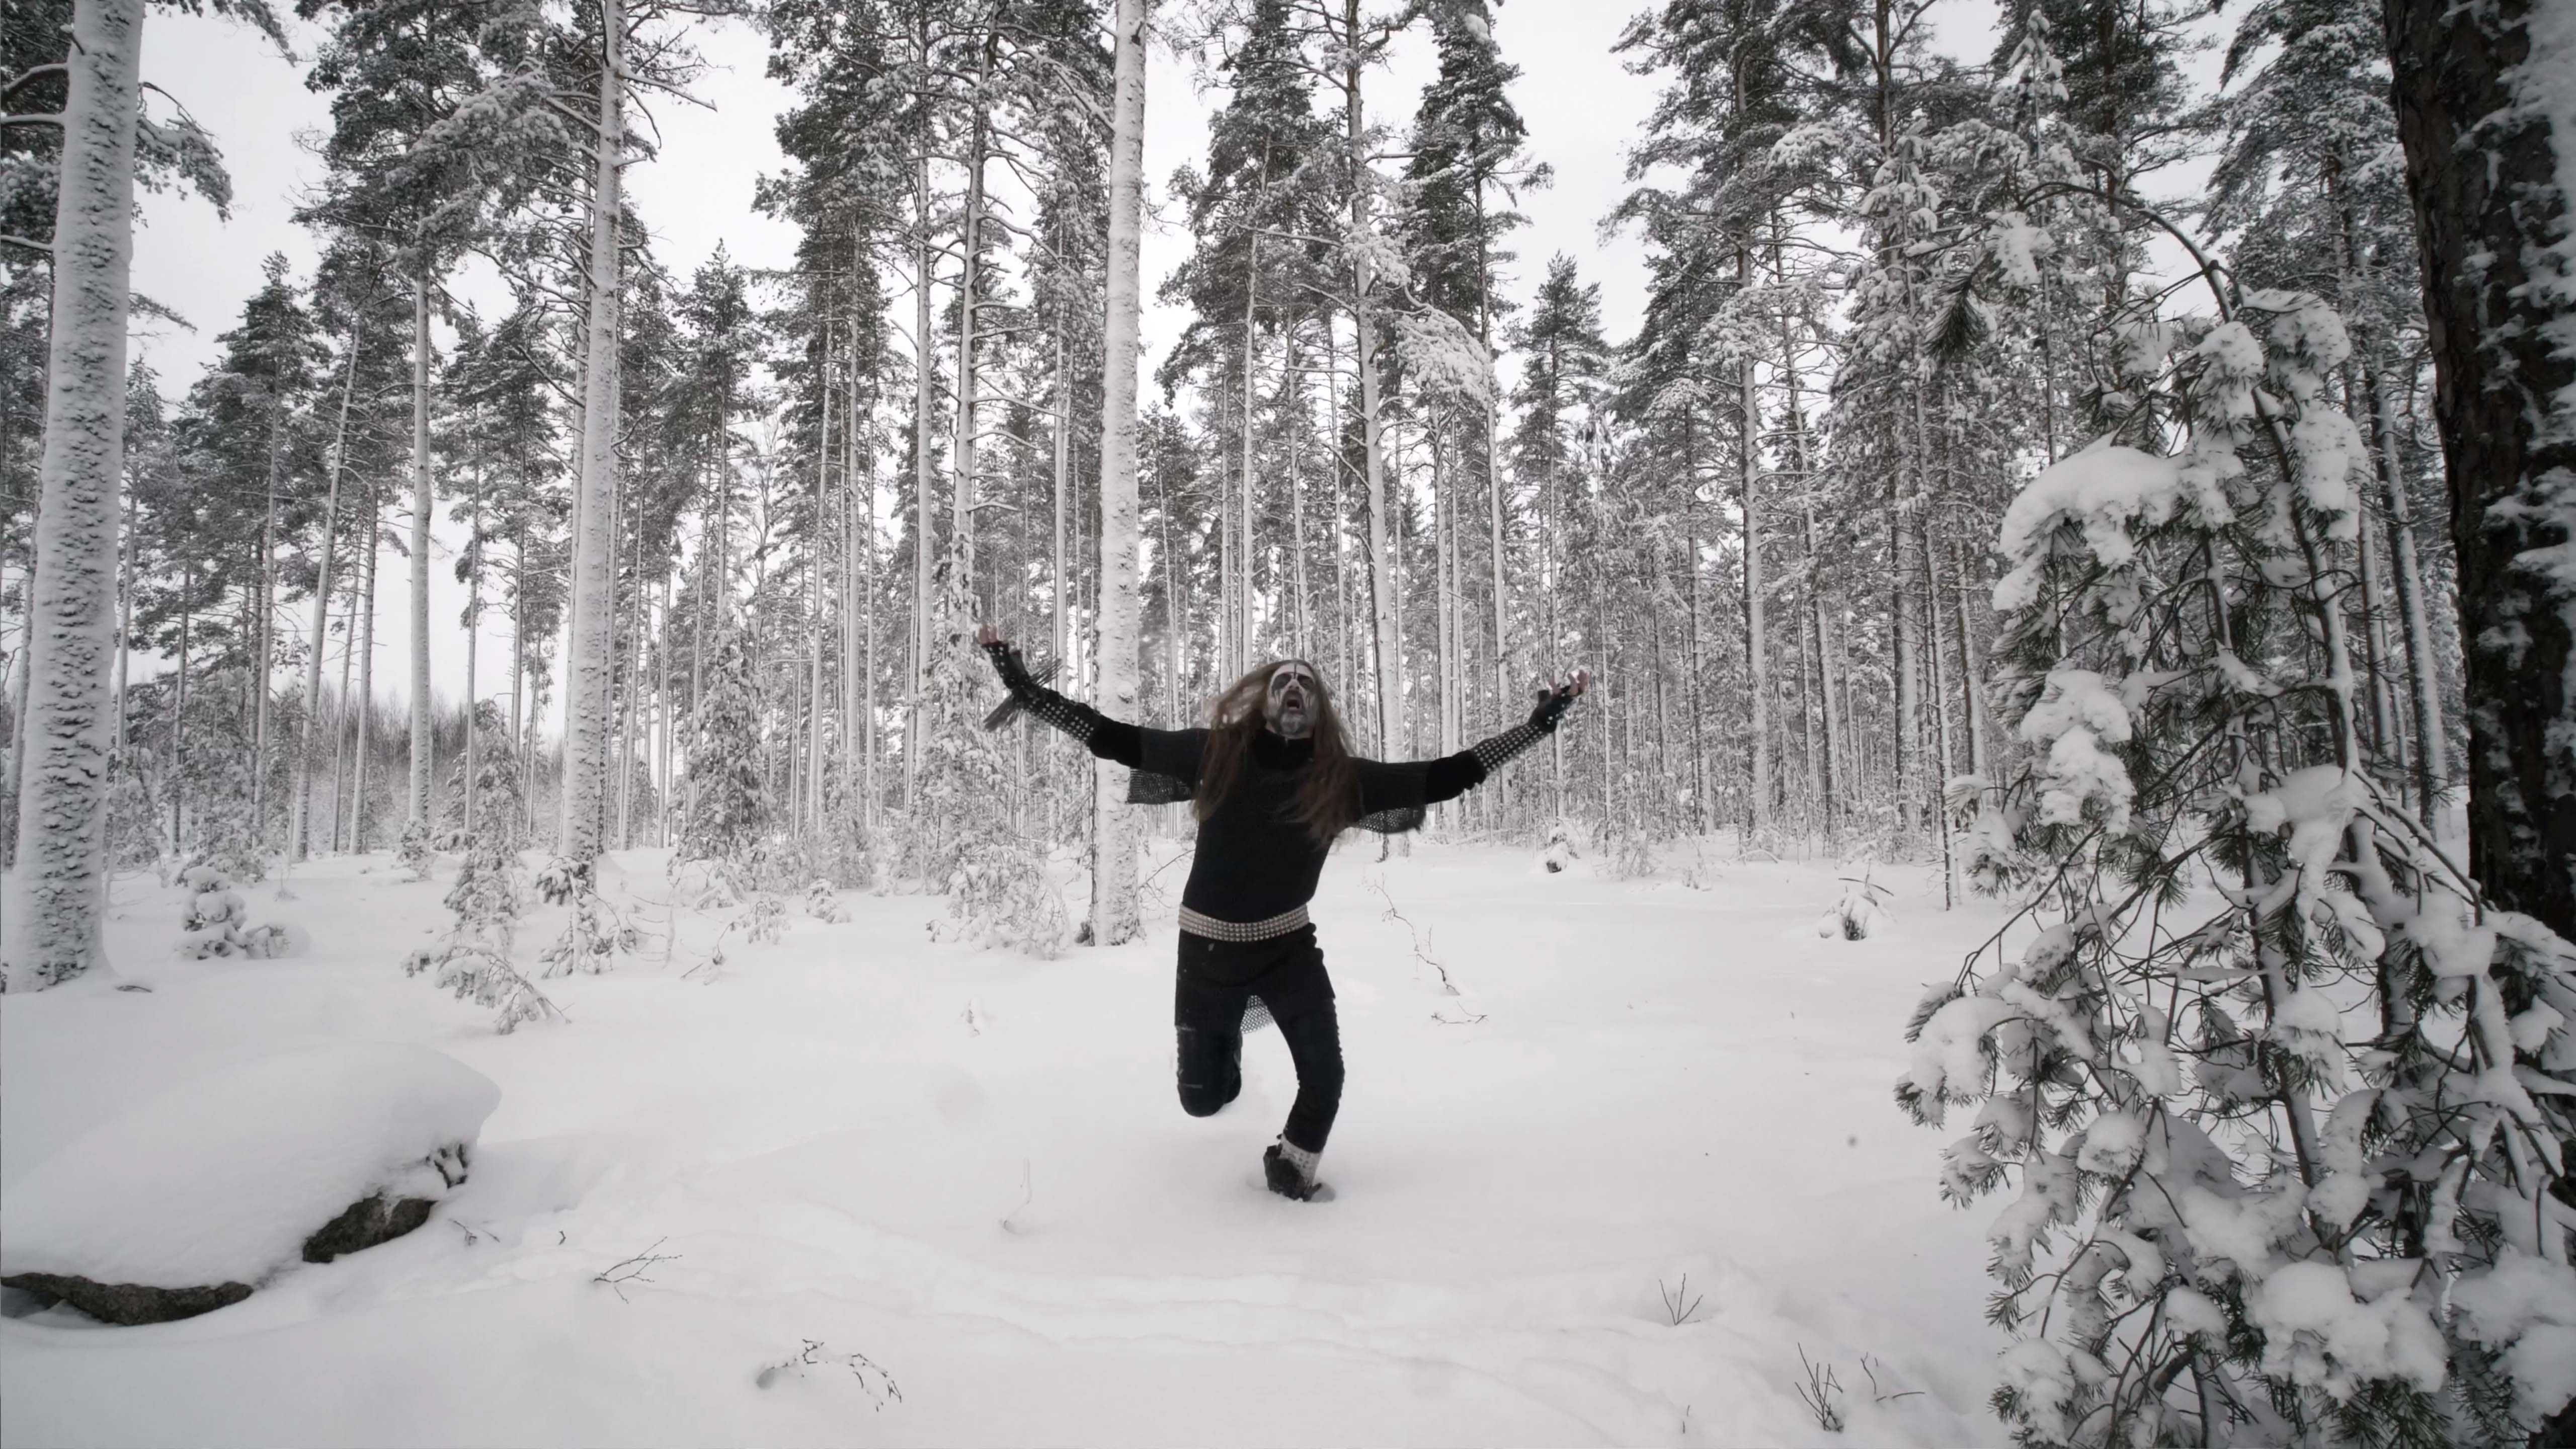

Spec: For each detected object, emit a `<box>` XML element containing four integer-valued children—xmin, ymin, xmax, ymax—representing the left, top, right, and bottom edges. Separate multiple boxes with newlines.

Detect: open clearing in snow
<box><xmin>4</xmin><ymin>839</ymin><xmax>2015</xmax><ymax>1446</ymax></box>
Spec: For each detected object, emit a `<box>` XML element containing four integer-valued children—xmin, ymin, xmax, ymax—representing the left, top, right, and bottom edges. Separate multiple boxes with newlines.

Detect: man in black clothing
<box><xmin>977</xmin><ymin>623</ymin><xmax>1585</xmax><ymax>1201</ymax></box>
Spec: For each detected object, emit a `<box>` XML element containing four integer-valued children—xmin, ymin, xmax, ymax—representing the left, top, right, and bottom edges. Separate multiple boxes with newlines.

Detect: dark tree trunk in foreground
<box><xmin>2383</xmin><ymin>0</ymin><xmax>2576</xmax><ymax>938</ymax></box>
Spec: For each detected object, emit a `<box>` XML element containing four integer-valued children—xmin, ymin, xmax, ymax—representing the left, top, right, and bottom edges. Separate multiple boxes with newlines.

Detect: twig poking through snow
<box><xmin>1659</xmin><ymin>1273</ymin><xmax>1706</xmax><ymax>1325</ymax></box>
<box><xmin>1371</xmin><ymin>878</ymin><xmax>1458</xmax><ymax>994</ymax></box>
<box><xmin>754</xmin><ymin>1338</ymin><xmax>902</xmax><ymax>1409</ymax></box>
<box><xmin>593</xmin><ymin>1239</ymin><xmax>679</xmax><ymax>1302</ymax></box>
<box><xmin>1794</xmin><ymin>1345</ymin><xmax>1845</xmax><ymax>1432</ymax></box>
<box><xmin>1859</xmin><ymin>1354</ymin><xmax>1922</xmax><ymax>1405</ymax></box>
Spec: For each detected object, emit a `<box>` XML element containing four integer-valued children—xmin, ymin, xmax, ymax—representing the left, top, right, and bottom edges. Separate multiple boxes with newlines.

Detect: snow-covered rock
<box><xmin>1</xmin><ymin>1044</ymin><xmax>498</xmax><ymax>1324</ymax></box>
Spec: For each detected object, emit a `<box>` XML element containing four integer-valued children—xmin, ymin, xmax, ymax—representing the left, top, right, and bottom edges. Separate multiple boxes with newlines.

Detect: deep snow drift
<box><xmin>3</xmin><ymin>837</ymin><xmax>2013</xmax><ymax>1447</ymax></box>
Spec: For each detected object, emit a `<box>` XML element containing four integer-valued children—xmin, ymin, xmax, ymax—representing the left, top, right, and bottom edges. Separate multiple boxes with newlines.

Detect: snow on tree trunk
<box><xmin>1738</xmin><ymin>281</ymin><xmax>1768</xmax><ymax>841</ymax></box>
<box><xmin>2</xmin><ymin>0</ymin><xmax>144</xmax><ymax>988</ymax></box>
<box><xmin>409</xmin><ymin>279</ymin><xmax>433</xmax><ymax>830</ymax></box>
<box><xmin>1088</xmin><ymin>0</ymin><xmax>1146</xmax><ymax>948</ymax></box>
<box><xmin>294</xmin><ymin>327</ymin><xmax>361</xmax><ymax>861</ymax></box>
<box><xmin>908</xmin><ymin>62</ymin><xmax>933</xmax><ymax>817</ymax></box>
<box><xmin>557</xmin><ymin>1</ymin><xmax>624</xmax><ymax>863</ymax></box>
<box><xmin>353</xmin><ymin>486</ymin><xmax>377</xmax><ymax>852</ymax></box>
<box><xmin>2384</xmin><ymin>0</ymin><xmax>2576</xmax><ymax>933</ymax></box>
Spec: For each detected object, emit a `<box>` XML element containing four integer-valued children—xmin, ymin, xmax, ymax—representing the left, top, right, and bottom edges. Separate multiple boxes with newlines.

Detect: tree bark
<box><xmin>1089</xmin><ymin>0</ymin><xmax>1148</xmax><ymax>945</ymax></box>
<box><xmin>4</xmin><ymin>0</ymin><xmax>142</xmax><ymax>986</ymax></box>
<box><xmin>557</xmin><ymin>0</ymin><xmax>625</xmax><ymax>861</ymax></box>
<box><xmin>2383</xmin><ymin>0</ymin><xmax>2576</xmax><ymax>930</ymax></box>
<box><xmin>1739</xmin><ymin>251</ymin><xmax>1768</xmax><ymax>841</ymax></box>
<box><xmin>408</xmin><ymin>277</ymin><xmax>434</xmax><ymax>830</ymax></box>
<box><xmin>294</xmin><ymin>323</ymin><xmax>362</xmax><ymax>860</ymax></box>
<box><xmin>354</xmin><ymin>485</ymin><xmax>378</xmax><ymax>851</ymax></box>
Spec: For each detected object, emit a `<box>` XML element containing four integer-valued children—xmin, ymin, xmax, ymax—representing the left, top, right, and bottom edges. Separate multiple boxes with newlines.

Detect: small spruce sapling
<box><xmin>1820</xmin><ymin>865</ymin><xmax>1892</xmax><ymax>941</ymax></box>
<box><xmin>803</xmin><ymin>879</ymin><xmax>848</xmax><ymax>923</ymax></box>
<box><xmin>403</xmin><ymin>707</ymin><xmax>561</xmax><ymax>1032</ymax></box>
<box><xmin>534</xmin><ymin>855</ymin><xmax>634</xmax><ymax>977</ymax></box>
<box><xmin>176</xmin><ymin>864</ymin><xmax>302</xmax><ymax>959</ymax></box>
<box><xmin>1540</xmin><ymin>818</ymin><xmax>1578</xmax><ymax>874</ymax></box>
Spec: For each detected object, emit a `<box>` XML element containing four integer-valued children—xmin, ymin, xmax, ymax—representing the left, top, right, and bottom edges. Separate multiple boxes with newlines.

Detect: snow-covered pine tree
<box><xmin>1911</xmin><ymin>242</ymin><xmax>2576</xmax><ymax>1443</ymax></box>
<box><xmin>1403</xmin><ymin>0</ymin><xmax>1540</xmax><ymax>829</ymax></box>
<box><xmin>1503</xmin><ymin>256</ymin><xmax>1605</xmax><ymax>827</ymax></box>
<box><xmin>676</xmin><ymin>616</ymin><xmax>765</xmax><ymax>897</ymax></box>
<box><xmin>406</xmin><ymin>701</ymin><xmax>561</xmax><ymax>1031</ymax></box>
<box><xmin>912</xmin><ymin>561</ymin><xmax>1066</xmax><ymax>956</ymax></box>
<box><xmin>177</xmin><ymin>861</ymin><xmax>301</xmax><ymax>959</ymax></box>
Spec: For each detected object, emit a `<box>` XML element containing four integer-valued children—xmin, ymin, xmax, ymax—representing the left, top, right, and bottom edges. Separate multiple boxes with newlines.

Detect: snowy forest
<box><xmin>4</xmin><ymin>0</ymin><xmax>2575</xmax><ymax>1442</ymax></box>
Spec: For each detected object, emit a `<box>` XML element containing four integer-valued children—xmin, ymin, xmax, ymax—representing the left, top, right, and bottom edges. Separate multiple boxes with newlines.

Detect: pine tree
<box><xmin>405</xmin><ymin>701</ymin><xmax>561</xmax><ymax>1031</ymax></box>
<box><xmin>1918</xmin><ymin>235</ymin><xmax>2576</xmax><ymax>1445</ymax></box>
<box><xmin>678</xmin><ymin>618</ymin><xmax>766</xmax><ymax>876</ymax></box>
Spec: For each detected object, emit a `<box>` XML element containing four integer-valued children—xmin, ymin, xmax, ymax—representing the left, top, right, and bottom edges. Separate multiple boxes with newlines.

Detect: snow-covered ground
<box><xmin>3</xmin><ymin>837</ymin><xmax>2019</xmax><ymax>1447</ymax></box>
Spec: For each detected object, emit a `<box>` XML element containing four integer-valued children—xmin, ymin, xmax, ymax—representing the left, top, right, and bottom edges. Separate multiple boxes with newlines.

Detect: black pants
<box><xmin>1174</xmin><ymin>926</ymin><xmax>1344</xmax><ymax>1154</ymax></box>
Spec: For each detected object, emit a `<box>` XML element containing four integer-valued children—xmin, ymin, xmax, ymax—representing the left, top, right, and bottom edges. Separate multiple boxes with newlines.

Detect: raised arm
<box><xmin>1362</xmin><ymin>670</ymin><xmax>1590</xmax><ymax>814</ymax></box>
<box><xmin>978</xmin><ymin>624</ymin><xmax>1206</xmax><ymax>782</ymax></box>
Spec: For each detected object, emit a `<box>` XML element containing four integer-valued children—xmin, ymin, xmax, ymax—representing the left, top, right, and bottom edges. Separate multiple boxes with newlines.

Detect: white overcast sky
<box><xmin>122</xmin><ymin>0</ymin><xmax>2135</xmax><ymax>718</ymax></box>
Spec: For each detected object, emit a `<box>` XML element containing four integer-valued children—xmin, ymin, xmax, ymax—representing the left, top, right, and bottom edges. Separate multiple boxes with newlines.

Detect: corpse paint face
<box><xmin>1264</xmin><ymin>662</ymin><xmax>1320</xmax><ymax>739</ymax></box>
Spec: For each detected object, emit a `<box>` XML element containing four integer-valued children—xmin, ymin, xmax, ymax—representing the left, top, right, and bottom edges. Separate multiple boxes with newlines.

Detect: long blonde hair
<box><xmin>1192</xmin><ymin>661</ymin><xmax>1360</xmax><ymax>843</ymax></box>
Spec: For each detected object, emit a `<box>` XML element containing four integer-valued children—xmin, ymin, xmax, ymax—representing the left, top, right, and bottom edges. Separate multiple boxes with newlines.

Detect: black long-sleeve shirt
<box><xmin>1089</xmin><ymin>722</ymin><xmax>1484</xmax><ymax>922</ymax></box>
<box><xmin>987</xmin><ymin>643</ymin><xmax>1557</xmax><ymax>924</ymax></box>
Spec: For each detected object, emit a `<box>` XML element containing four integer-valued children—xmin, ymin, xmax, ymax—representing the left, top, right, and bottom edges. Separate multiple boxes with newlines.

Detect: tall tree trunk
<box><xmin>5</xmin><ymin>0</ymin><xmax>142</xmax><ymax>984</ymax></box>
<box><xmin>908</xmin><ymin>53</ymin><xmax>933</xmax><ymax>816</ymax></box>
<box><xmin>557</xmin><ymin>0</ymin><xmax>625</xmax><ymax>862</ymax></box>
<box><xmin>354</xmin><ymin>487</ymin><xmax>378</xmax><ymax>851</ymax></box>
<box><xmin>331</xmin><ymin>523</ymin><xmax>359</xmax><ymax>850</ymax></box>
<box><xmin>1341</xmin><ymin>0</ymin><xmax>1400</xmax><ymax>754</ymax></box>
<box><xmin>1240</xmin><ymin>222</ymin><xmax>1261</xmax><ymax>672</ymax></box>
<box><xmin>294</xmin><ymin>324</ymin><xmax>361</xmax><ymax>860</ymax></box>
<box><xmin>463</xmin><ymin>472</ymin><xmax>482</xmax><ymax>839</ymax></box>
<box><xmin>2362</xmin><ymin>354</ymin><xmax>2449</xmax><ymax>821</ymax></box>
<box><xmin>808</xmin><ymin>340</ymin><xmax>829</xmax><ymax>834</ymax></box>
<box><xmin>953</xmin><ymin>55</ymin><xmax>990</xmax><ymax>597</ymax></box>
<box><xmin>1287</xmin><ymin>316</ymin><xmax>1309</xmax><ymax>658</ymax></box>
<box><xmin>1739</xmin><ymin>264</ymin><xmax>1768</xmax><ymax>842</ymax></box>
<box><xmin>253</xmin><ymin>405</ymin><xmax>282</xmax><ymax>845</ymax></box>
<box><xmin>2383</xmin><ymin>0</ymin><xmax>2575</xmax><ymax>927</ymax></box>
<box><xmin>409</xmin><ymin>277</ymin><xmax>434</xmax><ymax>831</ymax></box>
<box><xmin>1053</xmin><ymin>306</ymin><xmax>1070</xmax><ymax>674</ymax></box>
<box><xmin>112</xmin><ymin>482</ymin><xmax>134</xmax><ymax>757</ymax></box>
<box><xmin>1089</xmin><ymin>0</ymin><xmax>1148</xmax><ymax>945</ymax></box>
<box><xmin>509</xmin><ymin>520</ymin><xmax>525</xmax><ymax>837</ymax></box>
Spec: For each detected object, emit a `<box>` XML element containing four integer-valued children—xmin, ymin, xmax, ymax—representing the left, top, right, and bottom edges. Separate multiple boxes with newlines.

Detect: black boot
<box><xmin>1263</xmin><ymin>1139</ymin><xmax>1330</xmax><ymax>1202</ymax></box>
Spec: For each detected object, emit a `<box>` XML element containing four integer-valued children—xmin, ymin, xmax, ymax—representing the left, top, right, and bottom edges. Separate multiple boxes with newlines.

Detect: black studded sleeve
<box><xmin>1447</xmin><ymin>680</ymin><xmax>1581</xmax><ymax>790</ymax></box>
<box><xmin>1360</xmin><ymin>682</ymin><xmax>1580</xmax><ymax>815</ymax></box>
<box><xmin>984</xmin><ymin>640</ymin><xmax>1148</xmax><ymax>767</ymax></box>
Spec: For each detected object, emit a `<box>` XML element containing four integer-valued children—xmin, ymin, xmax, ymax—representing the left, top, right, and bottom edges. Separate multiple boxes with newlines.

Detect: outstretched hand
<box><xmin>976</xmin><ymin>622</ymin><xmax>1005</xmax><ymax>650</ymax></box>
<box><xmin>1526</xmin><ymin>668</ymin><xmax>1590</xmax><ymax>733</ymax></box>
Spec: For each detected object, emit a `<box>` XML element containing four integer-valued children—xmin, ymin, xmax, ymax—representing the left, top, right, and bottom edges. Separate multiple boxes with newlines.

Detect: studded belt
<box><xmin>1178</xmin><ymin>904</ymin><xmax>1311</xmax><ymax>943</ymax></box>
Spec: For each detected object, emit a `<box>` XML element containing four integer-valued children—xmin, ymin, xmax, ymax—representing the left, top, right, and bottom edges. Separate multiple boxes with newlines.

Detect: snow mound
<box><xmin>0</xmin><ymin>1044</ymin><xmax>499</xmax><ymax>1287</ymax></box>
